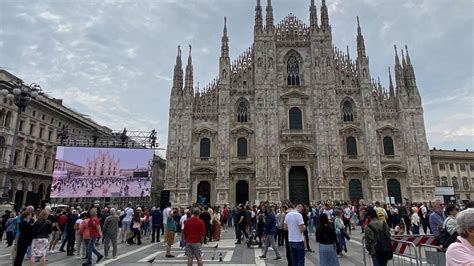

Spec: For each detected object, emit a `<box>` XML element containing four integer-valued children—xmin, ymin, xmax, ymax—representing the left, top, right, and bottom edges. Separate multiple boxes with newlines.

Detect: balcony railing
<box><xmin>342</xmin><ymin>155</ymin><xmax>364</xmax><ymax>163</ymax></box>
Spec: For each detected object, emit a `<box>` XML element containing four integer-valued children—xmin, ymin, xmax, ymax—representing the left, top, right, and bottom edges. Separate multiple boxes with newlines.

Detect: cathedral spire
<box><xmin>221</xmin><ymin>17</ymin><xmax>229</xmax><ymax>58</ymax></box>
<box><xmin>356</xmin><ymin>16</ymin><xmax>366</xmax><ymax>59</ymax></box>
<box><xmin>309</xmin><ymin>0</ymin><xmax>318</xmax><ymax>30</ymax></box>
<box><xmin>346</xmin><ymin>45</ymin><xmax>350</xmax><ymax>60</ymax></box>
<box><xmin>254</xmin><ymin>0</ymin><xmax>263</xmax><ymax>34</ymax></box>
<box><xmin>185</xmin><ymin>45</ymin><xmax>193</xmax><ymax>90</ymax></box>
<box><xmin>388</xmin><ymin>66</ymin><xmax>395</xmax><ymax>98</ymax></box>
<box><xmin>394</xmin><ymin>45</ymin><xmax>405</xmax><ymax>92</ymax></box>
<box><xmin>265</xmin><ymin>0</ymin><xmax>274</xmax><ymax>32</ymax></box>
<box><xmin>405</xmin><ymin>45</ymin><xmax>417</xmax><ymax>87</ymax></box>
<box><xmin>172</xmin><ymin>45</ymin><xmax>183</xmax><ymax>92</ymax></box>
<box><xmin>320</xmin><ymin>0</ymin><xmax>330</xmax><ymax>30</ymax></box>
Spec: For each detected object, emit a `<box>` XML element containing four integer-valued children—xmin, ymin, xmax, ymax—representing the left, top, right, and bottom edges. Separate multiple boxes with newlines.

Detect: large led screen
<box><xmin>51</xmin><ymin>146</ymin><xmax>154</xmax><ymax>198</ymax></box>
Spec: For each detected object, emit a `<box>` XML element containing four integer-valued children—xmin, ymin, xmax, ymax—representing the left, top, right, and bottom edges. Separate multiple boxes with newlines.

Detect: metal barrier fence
<box><xmin>362</xmin><ymin>236</ymin><xmax>422</xmax><ymax>266</ymax></box>
<box><xmin>418</xmin><ymin>244</ymin><xmax>446</xmax><ymax>266</ymax></box>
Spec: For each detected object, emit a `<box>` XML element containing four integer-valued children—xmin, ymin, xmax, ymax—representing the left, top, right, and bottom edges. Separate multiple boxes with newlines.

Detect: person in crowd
<box><xmin>228</xmin><ymin>206</ymin><xmax>235</xmax><ymax>228</ymax></box>
<box><xmin>284</xmin><ymin>204</ymin><xmax>306</xmax><ymax>266</ymax></box>
<box><xmin>61</xmin><ymin>209</ymin><xmax>78</xmax><ymax>256</ymax></box>
<box><xmin>75</xmin><ymin>212</ymin><xmax>86</xmax><ymax>259</ymax></box>
<box><xmin>163</xmin><ymin>202</ymin><xmax>172</xmax><ymax>245</ymax></box>
<box><xmin>445</xmin><ymin>208</ymin><xmax>474</xmax><ymax>265</ymax></box>
<box><xmin>440</xmin><ymin>204</ymin><xmax>460</xmax><ymax>250</ymax></box>
<box><xmin>259</xmin><ymin>206</ymin><xmax>281</xmax><ymax>260</ymax></box>
<box><xmin>0</xmin><ymin>210</ymin><xmax>11</xmax><ymax>243</ymax></box>
<box><xmin>394</xmin><ymin>221</ymin><xmax>406</xmax><ymax>235</ymax></box>
<box><xmin>121</xmin><ymin>203</ymin><xmax>134</xmax><ymax>243</ymax></box>
<box><xmin>429</xmin><ymin>200</ymin><xmax>446</xmax><ymax>239</ymax></box>
<box><xmin>222</xmin><ymin>204</ymin><xmax>229</xmax><ymax>232</ymax></box>
<box><xmin>277</xmin><ymin>206</ymin><xmax>286</xmax><ymax>246</ymax></box>
<box><xmin>235</xmin><ymin>205</ymin><xmax>249</xmax><ymax>244</ymax></box>
<box><xmin>30</xmin><ymin>210</ymin><xmax>52</xmax><ymax>266</ymax></box>
<box><xmin>316</xmin><ymin>213</ymin><xmax>339</xmax><ymax>266</ymax></box>
<box><xmin>343</xmin><ymin>204</ymin><xmax>352</xmax><ymax>234</ymax></box>
<box><xmin>419</xmin><ymin>203</ymin><xmax>430</xmax><ymax>234</ymax></box>
<box><xmin>256</xmin><ymin>206</ymin><xmax>266</xmax><ymax>247</ymax></box>
<box><xmin>180</xmin><ymin>209</ymin><xmax>190</xmax><ymax>248</ymax></box>
<box><xmin>57</xmin><ymin>211</ymin><xmax>68</xmax><ymax>249</ymax></box>
<box><xmin>301</xmin><ymin>206</ymin><xmax>314</xmax><ymax>252</ymax></box>
<box><xmin>84</xmin><ymin>209</ymin><xmax>104</xmax><ymax>265</ymax></box>
<box><xmin>365</xmin><ymin>208</ymin><xmax>391</xmax><ymax>266</ymax></box>
<box><xmin>184</xmin><ymin>208</ymin><xmax>206</xmax><ymax>266</ymax></box>
<box><xmin>150</xmin><ymin>207</ymin><xmax>163</xmax><ymax>243</ymax></box>
<box><xmin>142</xmin><ymin>208</ymin><xmax>150</xmax><ymax>239</ymax></box>
<box><xmin>5</xmin><ymin>211</ymin><xmax>16</xmax><ymax>247</ymax></box>
<box><xmin>165</xmin><ymin>210</ymin><xmax>177</xmax><ymax>258</ymax></box>
<box><xmin>48</xmin><ymin>210</ymin><xmax>61</xmax><ymax>252</ymax></box>
<box><xmin>198</xmin><ymin>208</ymin><xmax>211</xmax><ymax>244</ymax></box>
<box><xmin>374</xmin><ymin>201</ymin><xmax>387</xmax><ymax>223</ymax></box>
<box><xmin>127</xmin><ymin>211</ymin><xmax>142</xmax><ymax>245</ymax></box>
<box><xmin>103</xmin><ymin>208</ymin><xmax>119</xmax><ymax>259</ymax></box>
<box><xmin>14</xmin><ymin>211</ymin><xmax>33</xmax><ymax>266</ymax></box>
<box><xmin>212</xmin><ymin>207</ymin><xmax>221</xmax><ymax>241</ymax></box>
<box><xmin>390</xmin><ymin>205</ymin><xmax>400</xmax><ymax>230</ymax></box>
<box><xmin>410</xmin><ymin>207</ymin><xmax>420</xmax><ymax>234</ymax></box>
<box><xmin>334</xmin><ymin>209</ymin><xmax>347</xmax><ymax>256</ymax></box>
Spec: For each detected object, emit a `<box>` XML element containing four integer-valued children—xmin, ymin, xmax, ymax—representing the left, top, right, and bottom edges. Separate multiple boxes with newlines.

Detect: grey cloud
<box><xmin>1</xmin><ymin>0</ymin><xmax>472</xmax><ymax>151</ymax></box>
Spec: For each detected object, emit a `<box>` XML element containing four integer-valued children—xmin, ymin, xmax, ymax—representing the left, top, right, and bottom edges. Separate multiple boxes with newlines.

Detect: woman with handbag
<box><xmin>316</xmin><ymin>213</ymin><xmax>340</xmax><ymax>266</ymax></box>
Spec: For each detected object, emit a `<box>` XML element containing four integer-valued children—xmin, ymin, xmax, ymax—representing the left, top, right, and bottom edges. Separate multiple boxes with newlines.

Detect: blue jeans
<box><xmin>372</xmin><ymin>255</ymin><xmax>388</xmax><ymax>266</ymax></box>
<box><xmin>289</xmin><ymin>241</ymin><xmax>305</xmax><ymax>266</ymax></box>
<box><xmin>86</xmin><ymin>237</ymin><xmax>102</xmax><ymax>264</ymax></box>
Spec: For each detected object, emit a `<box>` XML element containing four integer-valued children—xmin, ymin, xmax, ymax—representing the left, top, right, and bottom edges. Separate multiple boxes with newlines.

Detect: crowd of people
<box><xmin>0</xmin><ymin>199</ymin><xmax>473</xmax><ymax>266</ymax></box>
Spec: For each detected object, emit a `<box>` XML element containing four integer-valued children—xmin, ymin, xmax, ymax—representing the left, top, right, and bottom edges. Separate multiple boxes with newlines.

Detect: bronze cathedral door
<box><xmin>289</xmin><ymin>166</ymin><xmax>309</xmax><ymax>205</ymax></box>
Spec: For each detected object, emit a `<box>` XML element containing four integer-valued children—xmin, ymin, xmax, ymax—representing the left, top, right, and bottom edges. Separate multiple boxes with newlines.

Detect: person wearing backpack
<box><xmin>438</xmin><ymin>204</ymin><xmax>460</xmax><ymax>251</ymax></box>
<box><xmin>365</xmin><ymin>208</ymin><xmax>392</xmax><ymax>266</ymax></box>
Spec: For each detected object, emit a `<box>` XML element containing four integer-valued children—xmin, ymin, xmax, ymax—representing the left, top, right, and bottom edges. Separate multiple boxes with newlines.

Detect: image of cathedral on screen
<box><xmin>164</xmin><ymin>0</ymin><xmax>435</xmax><ymax>206</ymax></box>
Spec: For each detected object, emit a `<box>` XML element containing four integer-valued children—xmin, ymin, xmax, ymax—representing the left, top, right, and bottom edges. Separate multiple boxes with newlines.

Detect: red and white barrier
<box><xmin>392</xmin><ymin>235</ymin><xmax>438</xmax><ymax>255</ymax></box>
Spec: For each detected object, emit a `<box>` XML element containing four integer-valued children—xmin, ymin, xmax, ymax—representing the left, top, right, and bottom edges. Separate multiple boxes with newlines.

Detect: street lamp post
<box><xmin>0</xmin><ymin>81</ymin><xmax>43</xmax><ymax>201</ymax></box>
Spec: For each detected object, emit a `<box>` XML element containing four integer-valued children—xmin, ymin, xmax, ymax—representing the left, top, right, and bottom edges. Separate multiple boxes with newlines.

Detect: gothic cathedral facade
<box><xmin>165</xmin><ymin>0</ymin><xmax>435</xmax><ymax>206</ymax></box>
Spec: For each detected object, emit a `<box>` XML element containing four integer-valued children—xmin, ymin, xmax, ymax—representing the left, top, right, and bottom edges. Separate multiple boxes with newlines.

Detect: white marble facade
<box><xmin>165</xmin><ymin>1</ymin><xmax>435</xmax><ymax>206</ymax></box>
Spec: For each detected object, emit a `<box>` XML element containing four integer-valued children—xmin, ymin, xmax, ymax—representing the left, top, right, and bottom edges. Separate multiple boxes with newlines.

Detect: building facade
<box><xmin>0</xmin><ymin>69</ymin><xmax>111</xmax><ymax>208</ymax></box>
<box><xmin>431</xmin><ymin>149</ymin><xmax>474</xmax><ymax>204</ymax></box>
<box><xmin>165</xmin><ymin>1</ymin><xmax>435</xmax><ymax>206</ymax></box>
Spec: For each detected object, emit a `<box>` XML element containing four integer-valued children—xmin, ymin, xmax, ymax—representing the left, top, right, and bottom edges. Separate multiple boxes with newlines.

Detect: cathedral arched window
<box><xmin>289</xmin><ymin>107</ymin><xmax>302</xmax><ymax>130</ymax></box>
<box><xmin>200</xmin><ymin>138</ymin><xmax>210</xmax><ymax>158</ymax></box>
<box><xmin>383</xmin><ymin>136</ymin><xmax>395</xmax><ymax>156</ymax></box>
<box><xmin>452</xmin><ymin>177</ymin><xmax>459</xmax><ymax>190</ymax></box>
<box><xmin>236</xmin><ymin>99</ymin><xmax>250</xmax><ymax>123</ymax></box>
<box><xmin>237</xmin><ymin>138</ymin><xmax>247</xmax><ymax>159</ymax></box>
<box><xmin>287</xmin><ymin>55</ymin><xmax>300</xmax><ymax>86</ymax></box>
<box><xmin>346</xmin><ymin>136</ymin><xmax>358</xmax><ymax>157</ymax></box>
<box><xmin>342</xmin><ymin>101</ymin><xmax>354</xmax><ymax>122</ymax></box>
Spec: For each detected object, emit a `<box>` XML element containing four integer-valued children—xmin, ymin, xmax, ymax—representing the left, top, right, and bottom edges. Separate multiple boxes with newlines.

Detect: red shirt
<box><xmin>58</xmin><ymin>214</ymin><xmax>67</xmax><ymax>225</ymax></box>
<box><xmin>184</xmin><ymin>217</ymin><xmax>205</xmax><ymax>244</ymax></box>
<box><xmin>89</xmin><ymin>217</ymin><xmax>101</xmax><ymax>238</ymax></box>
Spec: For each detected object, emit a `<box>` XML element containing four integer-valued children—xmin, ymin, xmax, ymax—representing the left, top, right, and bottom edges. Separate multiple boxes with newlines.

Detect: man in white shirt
<box><xmin>163</xmin><ymin>202</ymin><xmax>172</xmax><ymax>243</ymax></box>
<box><xmin>121</xmin><ymin>203</ymin><xmax>134</xmax><ymax>243</ymax></box>
<box><xmin>284</xmin><ymin>204</ymin><xmax>306</xmax><ymax>266</ymax></box>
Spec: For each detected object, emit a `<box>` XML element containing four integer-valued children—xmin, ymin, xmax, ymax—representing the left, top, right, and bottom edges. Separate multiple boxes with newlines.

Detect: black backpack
<box><xmin>369</xmin><ymin>222</ymin><xmax>393</xmax><ymax>260</ymax></box>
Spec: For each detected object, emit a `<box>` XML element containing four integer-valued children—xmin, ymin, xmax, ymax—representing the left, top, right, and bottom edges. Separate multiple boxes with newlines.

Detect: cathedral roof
<box><xmin>275</xmin><ymin>13</ymin><xmax>310</xmax><ymax>44</ymax></box>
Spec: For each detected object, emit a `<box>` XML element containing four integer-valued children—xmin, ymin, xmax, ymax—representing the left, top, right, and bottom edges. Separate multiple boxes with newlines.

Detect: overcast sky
<box><xmin>1</xmin><ymin>0</ymin><xmax>473</xmax><ymax>153</ymax></box>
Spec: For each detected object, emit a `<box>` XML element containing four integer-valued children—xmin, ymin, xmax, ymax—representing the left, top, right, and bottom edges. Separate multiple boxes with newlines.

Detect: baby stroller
<box><xmin>246</xmin><ymin>229</ymin><xmax>260</xmax><ymax>248</ymax></box>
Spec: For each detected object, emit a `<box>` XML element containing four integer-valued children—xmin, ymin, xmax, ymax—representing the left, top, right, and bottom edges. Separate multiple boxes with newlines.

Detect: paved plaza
<box><xmin>0</xmin><ymin>227</ymin><xmax>368</xmax><ymax>266</ymax></box>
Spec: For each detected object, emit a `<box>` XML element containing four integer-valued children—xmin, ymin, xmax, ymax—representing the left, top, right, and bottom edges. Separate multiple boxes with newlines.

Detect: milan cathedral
<box><xmin>165</xmin><ymin>0</ymin><xmax>435</xmax><ymax>206</ymax></box>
